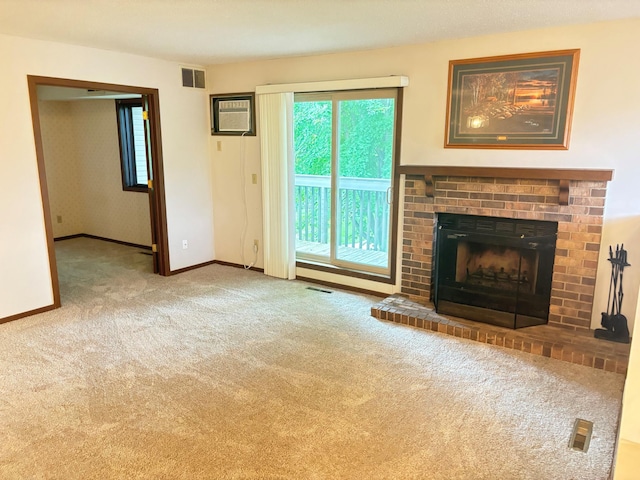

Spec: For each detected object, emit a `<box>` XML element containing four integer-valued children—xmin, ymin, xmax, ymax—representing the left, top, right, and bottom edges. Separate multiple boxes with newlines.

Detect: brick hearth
<box><xmin>400</xmin><ymin>172</ymin><xmax>609</xmax><ymax>331</ymax></box>
<box><xmin>371</xmin><ymin>294</ymin><xmax>630</xmax><ymax>373</ymax></box>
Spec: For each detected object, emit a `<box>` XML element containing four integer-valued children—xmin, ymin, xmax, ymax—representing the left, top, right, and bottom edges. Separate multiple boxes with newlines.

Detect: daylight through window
<box><xmin>293</xmin><ymin>88</ymin><xmax>399</xmax><ymax>276</ymax></box>
<box><xmin>116</xmin><ymin>98</ymin><xmax>149</xmax><ymax>192</ymax></box>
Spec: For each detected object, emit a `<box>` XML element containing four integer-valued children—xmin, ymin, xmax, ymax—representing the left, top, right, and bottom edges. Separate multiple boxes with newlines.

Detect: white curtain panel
<box><xmin>257</xmin><ymin>92</ymin><xmax>296</xmax><ymax>280</ymax></box>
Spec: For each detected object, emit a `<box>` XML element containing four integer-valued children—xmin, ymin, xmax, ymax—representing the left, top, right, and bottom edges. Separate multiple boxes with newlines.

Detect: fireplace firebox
<box><xmin>434</xmin><ymin>213</ymin><xmax>558</xmax><ymax>329</ymax></box>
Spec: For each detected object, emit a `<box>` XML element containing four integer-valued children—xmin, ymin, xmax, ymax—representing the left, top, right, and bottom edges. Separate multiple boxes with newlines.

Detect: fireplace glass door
<box><xmin>434</xmin><ymin>214</ymin><xmax>557</xmax><ymax>329</ymax></box>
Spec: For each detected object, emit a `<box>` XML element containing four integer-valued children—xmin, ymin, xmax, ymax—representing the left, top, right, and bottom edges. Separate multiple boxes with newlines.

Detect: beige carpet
<box><xmin>0</xmin><ymin>238</ymin><xmax>625</xmax><ymax>479</ymax></box>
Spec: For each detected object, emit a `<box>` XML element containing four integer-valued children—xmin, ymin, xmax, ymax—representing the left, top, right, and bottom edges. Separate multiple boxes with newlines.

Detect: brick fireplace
<box><xmin>397</xmin><ymin>167</ymin><xmax>613</xmax><ymax>331</ymax></box>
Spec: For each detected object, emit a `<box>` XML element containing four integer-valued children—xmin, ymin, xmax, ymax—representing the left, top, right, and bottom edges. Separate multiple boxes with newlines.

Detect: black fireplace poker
<box><xmin>595</xmin><ymin>244</ymin><xmax>630</xmax><ymax>343</ymax></box>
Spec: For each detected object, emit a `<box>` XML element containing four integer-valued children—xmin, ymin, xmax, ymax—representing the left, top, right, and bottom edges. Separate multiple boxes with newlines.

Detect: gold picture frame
<box><xmin>445</xmin><ymin>49</ymin><xmax>580</xmax><ymax>149</ymax></box>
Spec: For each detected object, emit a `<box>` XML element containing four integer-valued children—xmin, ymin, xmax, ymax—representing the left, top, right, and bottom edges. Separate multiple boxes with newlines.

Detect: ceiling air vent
<box><xmin>181</xmin><ymin>68</ymin><xmax>205</xmax><ymax>89</ymax></box>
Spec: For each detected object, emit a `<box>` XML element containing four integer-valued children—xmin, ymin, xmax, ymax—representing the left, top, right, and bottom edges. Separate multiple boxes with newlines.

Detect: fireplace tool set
<box><xmin>595</xmin><ymin>244</ymin><xmax>630</xmax><ymax>343</ymax></box>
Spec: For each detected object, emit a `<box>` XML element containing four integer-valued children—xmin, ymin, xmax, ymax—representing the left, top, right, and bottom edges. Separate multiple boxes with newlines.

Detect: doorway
<box><xmin>28</xmin><ymin>76</ymin><xmax>169</xmax><ymax>308</ymax></box>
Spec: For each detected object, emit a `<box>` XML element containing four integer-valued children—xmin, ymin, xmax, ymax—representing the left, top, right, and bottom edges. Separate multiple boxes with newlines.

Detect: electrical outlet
<box><xmin>217</xmin><ymin>140</ymin><xmax>222</xmax><ymax>151</ymax></box>
<box><xmin>56</xmin><ymin>215</ymin><xmax>62</xmax><ymax>224</ymax></box>
<box><xmin>251</xmin><ymin>173</ymin><xmax>257</xmax><ymax>184</ymax></box>
<box><xmin>253</xmin><ymin>239</ymin><xmax>259</xmax><ymax>250</ymax></box>
<box><xmin>182</xmin><ymin>239</ymin><xmax>188</xmax><ymax>249</ymax></box>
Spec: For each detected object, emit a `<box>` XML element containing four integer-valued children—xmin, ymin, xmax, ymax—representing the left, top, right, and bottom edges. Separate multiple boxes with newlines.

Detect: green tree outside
<box><xmin>294</xmin><ymin>98</ymin><xmax>395</xmax><ymax>178</ymax></box>
<box><xmin>293</xmin><ymin>97</ymin><xmax>395</xmax><ymax>259</ymax></box>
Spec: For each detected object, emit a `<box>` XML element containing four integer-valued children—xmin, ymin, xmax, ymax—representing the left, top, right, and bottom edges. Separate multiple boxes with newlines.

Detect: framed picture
<box><xmin>210</xmin><ymin>92</ymin><xmax>256</xmax><ymax>136</ymax></box>
<box><xmin>445</xmin><ymin>49</ymin><xmax>580</xmax><ymax>149</ymax></box>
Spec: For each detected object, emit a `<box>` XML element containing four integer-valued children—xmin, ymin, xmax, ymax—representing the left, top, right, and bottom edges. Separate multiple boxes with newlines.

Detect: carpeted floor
<box><xmin>0</xmin><ymin>238</ymin><xmax>625</xmax><ymax>479</ymax></box>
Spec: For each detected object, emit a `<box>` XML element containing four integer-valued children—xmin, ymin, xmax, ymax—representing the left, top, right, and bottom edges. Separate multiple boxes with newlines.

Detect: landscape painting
<box><xmin>445</xmin><ymin>49</ymin><xmax>580</xmax><ymax>149</ymax></box>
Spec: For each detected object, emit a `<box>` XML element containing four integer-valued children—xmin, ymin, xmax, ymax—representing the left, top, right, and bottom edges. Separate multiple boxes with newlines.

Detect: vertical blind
<box><xmin>257</xmin><ymin>92</ymin><xmax>296</xmax><ymax>279</ymax></box>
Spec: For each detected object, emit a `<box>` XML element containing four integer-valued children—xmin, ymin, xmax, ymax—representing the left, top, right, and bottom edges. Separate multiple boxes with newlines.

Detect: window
<box><xmin>293</xmin><ymin>88</ymin><xmax>399</xmax><ymax>277</ymax></box>
<box><xmin>115</xmin><ymin>99</ymin><xmax>149</xmax><ymax>192</ymax></box>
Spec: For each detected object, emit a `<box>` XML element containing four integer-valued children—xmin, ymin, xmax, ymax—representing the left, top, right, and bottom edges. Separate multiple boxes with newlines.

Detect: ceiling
<box><xmin>1</xmin><ymin>0</ymin><xmax>639</xmax><ymax>66</ymax></box>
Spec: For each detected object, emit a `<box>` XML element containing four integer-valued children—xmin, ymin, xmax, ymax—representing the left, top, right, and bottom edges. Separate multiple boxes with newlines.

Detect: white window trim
<box><xmin>255</xmin><ymin>76</ymin><xmax>409</xmax><ymax>95</ymax></box>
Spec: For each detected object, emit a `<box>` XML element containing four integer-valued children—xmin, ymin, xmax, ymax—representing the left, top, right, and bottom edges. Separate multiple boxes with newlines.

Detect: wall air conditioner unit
<box><xmin>181</xmin><ymin>67</ymin><xmax>206</xmax><ymax>89</ymax></box>
<box><xmin>210</xmin><ymin>93</ymin><xmax>256</xmax><ymax>136</ymax></box>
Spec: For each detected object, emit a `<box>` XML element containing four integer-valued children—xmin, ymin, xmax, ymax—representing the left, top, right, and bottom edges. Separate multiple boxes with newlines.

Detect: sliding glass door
<box><xmin>293</xmin><ymin>97</ymin><xmax>333</xmax><ymax>261</ymax></box>
<box><xmin>294</xmin><ymin>89</ymin><xmax>398</xmax><ymax>275</ymax></box>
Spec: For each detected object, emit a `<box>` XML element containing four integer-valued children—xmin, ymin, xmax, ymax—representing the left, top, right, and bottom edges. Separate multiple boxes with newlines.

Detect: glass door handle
<box><xmin>386</xmin><ymin>186</ymin><xmax>393</xmax><ymax>205</ymax></box>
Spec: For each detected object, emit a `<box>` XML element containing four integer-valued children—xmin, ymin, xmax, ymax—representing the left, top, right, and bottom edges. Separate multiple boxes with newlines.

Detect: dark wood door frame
<box><xmin>27</xmin><ymin>75</ymin><xmax>170</xmax><ymax>309</ymax></box>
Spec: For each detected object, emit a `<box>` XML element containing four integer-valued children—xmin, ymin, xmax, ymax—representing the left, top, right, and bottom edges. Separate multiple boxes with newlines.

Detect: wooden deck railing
<box><xmin>294</xmin><ymin>174</ymin><xmax>390</xmax><ymax>253</ymax></box>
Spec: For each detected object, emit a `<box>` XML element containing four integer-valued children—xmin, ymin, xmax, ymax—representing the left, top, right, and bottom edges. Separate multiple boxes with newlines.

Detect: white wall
<box><xmin>0</xmin><ymin>33</ymin><xmax>213</xmax><ymax>319</ymax></box>
<box><xmin>207</xmin><ymin>18</ymin><xmax>640</xmax><ymax>329</ymax></box>
<box><xmin>40</xmin><ymin>99</ymin><xmax>152</xmax><ymax>245</ymax></box>
<box><xmin>614</xmin><ymin>296</ymin><xmax>640</xmax><ymax>479</ymax></box>
<box><xmin>210</xmin><ymin>135</ymin><xmax>263</xmax><ymax>270</ymax></box>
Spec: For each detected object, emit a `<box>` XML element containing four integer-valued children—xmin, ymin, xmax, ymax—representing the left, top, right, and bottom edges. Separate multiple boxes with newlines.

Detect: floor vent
<box><xmin>306</xmin><ymin>287</ymin><xmax>332</xmax><ymax>294</ymax></box>
<box><xmin>569</xmin><ymin>418</ymin><xmax>593</xmax><ymax>452</ymax></box>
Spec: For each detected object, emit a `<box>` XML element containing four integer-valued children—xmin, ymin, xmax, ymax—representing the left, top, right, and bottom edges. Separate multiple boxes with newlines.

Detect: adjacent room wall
<box><xmin>40</xmin><ymin>99</ymin><xmax>152</xmax><ymax>246</ymax></box>
<box><xmin>39</xmin><ymin>100</ymin><xmax>84</xmax><ymax>238</ymax></box>
<box><xmin>207</xmin><ymin>18</ymin><xmax>640</xmax><ymax>331</ymax></box>
<box><xmin>0</xmin><ymin>33</ymin><xmax>213</xmax><ymax>319</ymax></box>
<box><xmin>73</xmin><ymin>99</ymin><xmax>152</xmax><ymax>246</ymax></box>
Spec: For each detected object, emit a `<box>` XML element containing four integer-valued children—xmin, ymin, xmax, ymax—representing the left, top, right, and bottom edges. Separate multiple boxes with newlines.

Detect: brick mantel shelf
<box><xmin>397</xmin><ymin>166</ymin><xmax>613</xmax><ymax>205</ymax></box>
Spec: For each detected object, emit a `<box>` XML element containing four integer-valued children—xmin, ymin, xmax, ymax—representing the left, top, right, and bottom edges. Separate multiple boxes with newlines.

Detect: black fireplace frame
<box><xmin>433</xmin><ymin>213</ymin><xmax>558</xmax><ymax>329</ymax></box>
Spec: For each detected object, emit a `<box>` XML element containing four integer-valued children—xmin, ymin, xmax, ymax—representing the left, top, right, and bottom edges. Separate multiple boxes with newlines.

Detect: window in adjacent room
<box><xmin>115</xmin><ymin>98</ymin><xmax>149</xmax><ymax>192</ymax></box>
